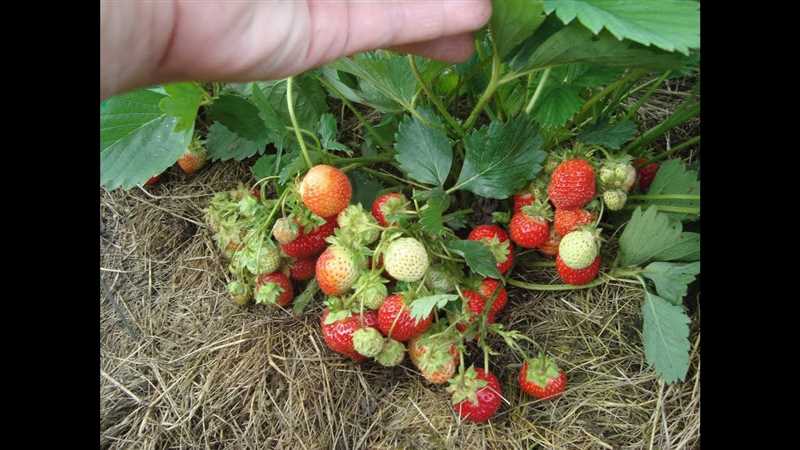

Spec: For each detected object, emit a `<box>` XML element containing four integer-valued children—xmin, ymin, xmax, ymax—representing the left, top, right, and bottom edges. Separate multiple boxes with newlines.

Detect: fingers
<box><xmin>391</xmin><ymin>33</ymin><xmax>476</xmax><ymax>63</ymax></box>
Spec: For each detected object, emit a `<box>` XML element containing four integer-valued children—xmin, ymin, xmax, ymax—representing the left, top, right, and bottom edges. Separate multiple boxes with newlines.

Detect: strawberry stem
<box><xmin>626</xmin><ymin>194</ymin><xmax>700</xmax><ymax>201</ymax></box>
<box><xmin>507</xmin><ymin>278</ymin><xmax>604</xmax><ymax>291</ymax></box>
<box><xmin>408</xmin><ymin>55</ymin><xmax>465</xmax><ymax>137</ymax></box>
<box><xmin>286</xmin><ymin>77</ymin><xmax>313</xmax><ymax>170</ymax></box>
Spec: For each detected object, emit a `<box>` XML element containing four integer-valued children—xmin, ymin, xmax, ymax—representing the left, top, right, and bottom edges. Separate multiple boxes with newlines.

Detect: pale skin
<box><xmin>101</xmin><ymin>0</ymin><xmax>493</xmax><ymax>99</ymax></box>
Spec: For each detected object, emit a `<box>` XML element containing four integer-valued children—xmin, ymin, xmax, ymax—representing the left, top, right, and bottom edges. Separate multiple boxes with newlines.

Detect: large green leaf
<box><xmin>394</xmin><ymin>108</ymin><xmax>453</xmax><ymax>187</ymax></box>
<box><xmin>642</xmin><ymin>291</ymin><xmax>691</xmax><ymax>384</ymax></box>
<box><xmin>544</xmin><ymin>0</ymin><xmax>700</xmax><ymax>55</ymax></box>
<box><xmin>207</xmin><ymin>94</ymin><xmax>270</xmax><ymax>142</ymax></box>
<box><xmin>577</xmin><ymin>118</ymin><xmax>637</xmax><ymax>149</ymax></box>
<box><xmin>492</xmin><ymin>0</ymin><xmax>547</xmax><ymax>58</ymax></box>
<box><xmin>641</xmin><ymin>261</ymin><xmax>700</xmax><ymax>306</ymax></box>
<box><xmin>509</xmin><ymin>20</ymin><xmax>685</xmax><ymax>74</ymax></box>
<box><xmin>641</xmin><ymin>159</ymin><xmax>700</xmax><ymax>222</ymax></box>
<box><xmin>618</xmin><ymin>206</ymin><xmax>700</xmax><ymax>267</ymax></box>
<box><xmin>100</xmin><ymin>89</ymin><xmax>193</xmax><ymax>190</ymax></box>
<box><xmin>206</xmin><ymin>122</ymin><xmax>267</xmax><ymax>162</ymax></box>
<box><xmin>158</xmin><ymin>82</ymin><xmax>205</xmax><ymax>132</ymax></box>
<box><xmin>409</xmin><ymin>294</ymin><xmax>459</xmax><ymax>321</ymax></box>
<box><xmin>446</xmin><ymin>240</ymin><xmax>501</xmax><ymax>279</ymax></box>
<box><xmin>531</xmin><ymin>84</ymin><xmax>584</xmax><ymax>128</ymax></box>
<box><xmin>419</xmin><ymin>188</ymin><xmax>448</xmax><ymax>237</ymax></box>
<box><xmin>455</xmin><ymin>117</ymin><xmax>546</xmax><ymax>199</ymax></box>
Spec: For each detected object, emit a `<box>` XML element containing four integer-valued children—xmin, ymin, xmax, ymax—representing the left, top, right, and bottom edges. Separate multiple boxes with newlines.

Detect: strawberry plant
<box><xmin>101</xmin><ymin>0</ymin><xmax>701</xmax><ymax>424</ymax></box>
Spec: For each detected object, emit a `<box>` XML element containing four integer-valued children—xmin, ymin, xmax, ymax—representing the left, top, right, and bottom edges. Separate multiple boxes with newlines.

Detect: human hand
<box><xmin>101</xmin><ymin>0</ymin><xmax>492</xmax><ymax>99</ymax></box>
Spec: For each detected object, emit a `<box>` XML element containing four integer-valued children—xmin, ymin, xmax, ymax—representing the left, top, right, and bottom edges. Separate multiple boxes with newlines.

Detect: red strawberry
<box><xmin>555</xmin><ymin>255</ymin><xmax>601</xmax><ymax>285</ymax></box>
<box><xmin>448</xmin><ymin>367</ymin><xmax>503</xmax><ymax>423</ymax></box>
<box><xmin>320</xmin><ymin>308</ymin><xmax>379</xmax><ymax>362</ymax></box>
<box><xmin>299</xmin><ymin>165</ymin><xmax>352</xmax><ymax>218</ymax></box>
<box><xmin>315</xmin><ymin>245</ymin><xmax>360</xmax><ymax>295</ymax></box>
<box><xmin>509</xmin><ymin>200</ymin><xmax>552</xmax><ymax>249</ymax></box>
<box><xmin>372</xmin><ymin>192</ymin><xmax>408</xmax><ymax>227</ymax></box>
<box><xmin>468</xmin><ymin>224</ymin><xmax>515</xmax><ymax>275</ymax></box>
<box><xmin>634</xmin><ymin>159</ymin><xmax>660</xmax><ymax>192</ymax></box>
<box><xmin>512</xmin><ymin>192</ymin><xmax>535</xmax><ymax>214</ymax></box>
<box><xmin>377</xmin><ymin>293</ymin><xmax>432</xmax><ymax>342</ymax></box>
<box><xmin>289</xmin><ymin>257</ymin><xmax>317</xmax><ymax>281</ymax></box>
<box><xmin>145</xmin><ymin>174</ymin><xmax>161</xmax><ymax>186</ymax></box>
<box><xmin>554</xmin><ymin>208</ymin><xmax>596</xmax><ymax>237</ymax></box>
<box><xmin>280</xmin><ymin>216</ymin><xmax>337</xmax><ymax>259</ymax></box>
<box><xmin>548</xmin><ymin>159</ymin><xmax>596</xmax><ymax>209</ymax></box>
<box><xmin>537</xmin><ymin>227</ymin><xmax>561</xmax><ymax>258</ymax></box>
<box><xmin>456</xmin><ymin>290</ymin><xmax>497</xmax><ymax>335</ymax></box>
<box><xmin>177</xmin><ymin>145</ymin><xmax>208</xmax><ymax>175</ymax></box>
<box><xmin>254</xmin><ymin>272</ymin><xmax>294</xmax><ymax>306</ymax></box>
<box><xmin>477</xmin><ymin>278</ymin><xmax>508</xmax><ymax>314</ymax></box>
<box><xmin>519</xmin><ymin>354</ymin><xmax>567</xmax><ymax>400</ymax></box>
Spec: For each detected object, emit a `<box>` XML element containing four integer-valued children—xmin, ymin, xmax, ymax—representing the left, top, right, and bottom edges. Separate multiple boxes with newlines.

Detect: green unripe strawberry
<box><xmin>375</xmin><ymin>338</ymin><xmax>405</xmax><ymax>367</ymax></box>
<box><xmin>603</xmin><ymin>189</ymin><xmax>627</xmax><ymax>211</ymax></box>
<box><xmin>352</xmin><ymin>327</ymin><xmax>385</xmax><ymax>358</ymax></box>
<box><xmin>238</xmin><ymin>194</ymin><xmax>260</xmax><ymax>217</ymax></box>
<box><xmin>425</xmin><ymin>265</ymin><xmax>457</xmax><ymax>293</ymax></box>
<box><xmin>384</xmin><ymin>237</ymin><xmax>429</xmax><ymax>282</ymax></box>
<box><xmin>558</xmin><ymin>228</ymin><xmax>599</xmax><ymax>270</ymax></box>
<box><xmin>227</xmin><ymin>280</ymin><xmax>252</xmax><ymax>305</ymax></box>
<box><xmin>241</xmin><ymin>239</ymin><xmax>282</xmax><ymax>275</ymax></box>
<box><xmin>336</xmin><ymin>204</ymin><xmax>380</xmax><ymax>246</ymax></box>
<box><xmin>353</xmin><ymin>271</ymin><xmax>389</xmax><ymax>310</ymax></box>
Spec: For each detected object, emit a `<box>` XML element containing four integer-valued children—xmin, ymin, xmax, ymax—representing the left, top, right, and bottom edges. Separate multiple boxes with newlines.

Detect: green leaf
<box><xmin>279</xmin><ymin>151</ymin><xmax>324</xmax><ymax>185</ymax></box>
<box><xmin>100</xmin><ymin>89</ymin><xmax>193</xmax><ymax>190</ymax></box>
<box><xmin>205</xmin><ymin>122</ymin><xmax>267</xmax><ymax>162</ymax></box>
<box><xmin>419</xmin><ymin>189</ymin><xmax>448</xmax><ymax>237</ymax></box>
<box><xmin>642</xmin><ymin>291</ymin><xmax>691</xmax><ymax>383</ymax></box>
<box><xmin>207</xmin><ymin>94</ymin><xmax>270</xmax><ymax>142</ymax></box>
<box><xmin>292</xmin><ymin>279</ymin><xmax>320</xmax><ymax>316</ymax></box>
<box><xmin>492</xmin><ymin>0</ymin><xmax>547</xmax><ymax>58</ymax></box>
<box><xmin>158</xmin><ymin>82</ymin><xmax>205</xmax><ymax>132</ymax></box>
<box><xmin>251</xmin><ymin>153</ymin><xmax>290</xmax><ymax>181</ymax></box>
<box><xmin>394</xmin><ymin>108</ymin><xmax>453</xmax><ymax>187</ymax></box>
<box><xmin>577</xmin><ymin>118</ymin><xmax>637</xmax><ymax>149</ymax></box>
<box><xmin>618</xmin><ymin>206</ymin><xmax>700</xmax><ymax>267</ymax></box>
<box><xmin>446</xmin><ymin>240</ymin><xmax>502</xmax><ymax>279</ymax></box>
<box><xmin>641</xmin><ymin>261</ymin><xmax>700</xmax><ymax>306</ymax></box>
<box><xmin>455</xmin><ymin>117</ymin><xmax>546</xmax><ymax>199</ymax></box>
<box><xmin>544</xmin><ymin>0</ymin><xmax>700</xmax><ymax>55</ymax></box>
<box><xmin>532</xmin><ymin>84</ymin><xmax>584</xmax><ymax>128</ymax></box>
<box><xmin>255</xmin><ymin>76</ymin><xmax>329</xmax><ymax>133</ymax></box>
<box><xmin>409</xmin><ymin>294</ymin><xmax>459</xmax><ymax>321</ymax></box>
<box><xmin>348</xmin><ymin>170</ymin><xmax>385</xmax><ymax>209</ymax></box>
<box><xmin>510</xmin><ymin>19</ymin><xmax>685</xmax><ymax>74</ymax></box>
<box><xmin>640</xmin><ymin>159</ymin><xmax>700</xmax><ymax>222</ymax></box>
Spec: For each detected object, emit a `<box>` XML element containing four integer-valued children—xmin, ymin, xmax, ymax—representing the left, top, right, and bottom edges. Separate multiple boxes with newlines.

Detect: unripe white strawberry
<box><xmin>384</xmin><ymin>237</ymin><xmax>429</xmax><ymax>282</ymax></box>
<box><xmin>272</xmin><ymin>217</ymin><xmax>299</xmax><ymax>244</ymax></box>
<box><xmin>374</xmin><ymin>338</ymin><xmax>405</xmax><ymax>367</ymax></box>
<box><xmin>558</xmin><ymin>228</ymin><xmax>599</xmax><ymax>269</ymax></box>
<box><xmin>352</xmin><ymin>327</ymin><xmax>385</xmax><ymax>358</ymax></box>
<box><xmin>603</xmin><ymin>189</ymin><xmax>627</xmax><ymax>211</ymax></box>
<box><xmin>618</xmin><ymin>165</ymin><xmax>637</xmax><ymax>192</ymax></box>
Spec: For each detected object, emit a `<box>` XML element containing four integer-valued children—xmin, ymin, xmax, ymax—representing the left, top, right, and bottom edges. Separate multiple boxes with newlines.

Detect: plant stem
<box><xmin>623</xmin><ymin>204</ymin><xmax>700</xmax><ymax>214</ymax></box>
<box><xmin>524</xmin><ymin>68</ymin><xmax>551</xmax><ymax>115</ymax></box>
<box><xmin>573</xmin><ymin>69</ymin><xmax>647</xmax><ymax>125</ymax></box>
<box><xmin>463</xmin><ymin>41</ymin><xmax>502</xmax><ymax>131</ymax></box>
<box><xmin>285</xmin><ymin>126</ymin><xmax>322</xmax><ymax>151</ymax></box>
<box><xmin>623</xmin><ymin>100</ymin><xmax>700</xmax><ymax>155</ymax></box>
<box><xmin>652</xmin><ymin>135</ymin><xmax>700</xmax><ymax>162</ymax></box>
<box><xmin>624</xmin><ymin>71</ymin><xmax>671</xmax><ymax>120</ymax></box>
<box><xmin>286</xmin><ymin>77</ymin><xmax>313</xmax><ymax>170</ymax></box>
<box><xmin>507</xmin><ymin>278</ymin><xmax>604</xmax><ymax>291</ymax></box>
<box><xmin>408</xmin><ymin>55</ymin><xmax>464</xmax><ymax>137</ymax></box>
<box><xmin>626</xmin><ymin>194</ymin><xmax>700</xmax><ymax>201</ymax></box>
<box><xmin>441</xmin><ymin>208</ymin><xmax>473</xmax><ymax>222</ymax></box>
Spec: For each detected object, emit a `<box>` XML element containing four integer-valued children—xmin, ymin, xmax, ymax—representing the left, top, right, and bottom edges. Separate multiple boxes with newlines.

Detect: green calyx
<box><xmin>237</xmin><ymin>194</ymin><xmax>261</xmax><ymax>218</ymax></box>
<box><xmin>416</xmin><ymin>326</ymin><xmax>458</xmax><ymax>373</ymax></box>
<box><xmin>425</xmin><ymin>264</ymin><xmax>460</xmax><ymax>294</ymax></box>
<box><xmin>381</xmin><ymin>194</ymin><xmax>410</xmax><ymax>225</ymax></box>
<box><xmin>352</xmin><ymin>271</ymin><xmax>389</xmax><ymax>310</ymax></box>
<box><xmin>375</xmin><ymin>338</ymin><xmax>405</xmax><ymax>367</ymax></box>
<box><xmin>525</xmin><ymin>354</ymin><xmax>561</xmax><ymax>388</ymax></box>
<box><xmin>447</xmin><ymin>366</ymin><xmax>487</xmax><ymax>405</ymax></box>
<box><xmin>492</xmin><ymin>211</ymin><xmax>510</xmax><ymax>225</ymax></box>
<box><xmin>336</xmin><ymin>204</ymin><xmax>380</xmax><ymax>246</ymax></box>
<box><xmin>520</xmin><ymin>198</ymin><xmax>553</xmax><ymax>222</ymax></box>
<box><xmin>353</xmin><ymin>327</ymin><xmax>385</xmax><ymax>358</ymax></box>
<box><xmin>324</xmin><ymin>296</ymin><xmax>356</xmax><ymax>324</ymax></box>
<box><xmin>480</xmin><ymin>235</ymin><xmax>511</xmax><ymax>265</ymax></box>
<box><xmin>255</xmin><ymin>281</ymin><xmax>284</xmax><ymax>306</ymax></box>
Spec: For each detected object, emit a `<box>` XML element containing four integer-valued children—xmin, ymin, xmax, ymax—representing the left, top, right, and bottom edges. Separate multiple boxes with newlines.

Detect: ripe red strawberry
<box><xmin>477</xmin><ymin>278</ymin><xmax>508</xmax><ymax>314</ymax></box>
<box><xmin>509</xmin><ymin>200</ymin><xmax>552</xmax><ymax>249</ymax></box>
<box><xmin>634</xmin><ymin>158</ymin><xmax>660</xmax><ymax>192</ymax></box>
<box><xmin>372</xmin><ymin>192</ymin><xmax>408</xmax><ymax>227</ymax></box>
<box><xmin>448</xmin><ymin>367</ymin><xmax>503</xmax><ymax>423</ymax></box>
<box><xmin>299</xmin><ymin>165</ymin><xmax>352</xmax><ymax>218</ymax></box>
<box><xmin>456</xmin><ymin>290</ymin><xmax>497</xmax><ymax>334</ymax></box>
<box><xmin>280</xmin><ymin>216</ymin><xmax>337</xmax><ymax>259</ymax></box>
<box><xmin>554</xmin><ymin>208</ymin><xmax>596</xmax><ymax>237</ymax></box>
<box><xmin>316</xmin><ymin>245</ymin><xmax>360</xmax><ymax>295</ymax></box>
<box><xmin>320</xmin><ymin>308</ymin><xmax>379</xmax><ymax>362</ymax></box>
<box><xmin>468</xmin><ymin>224</ymin><xmax>514</xmax><ymax>275</ymax></box>
<box><xmin>512</xmin><ymin>192</ymin><xmax>534</xmax><ymax>214</ymax></box>
<box><xmin>377</xmin><ymin>293</ymin><xmax>432</xmax><ymax>342</ymax></box>
<box><xmin>537</xmin><ymin>227</ymin><xmax>561</xmax><ymax>257</ymax></box>
<box><xmin>289</xmin><ymin>257</ymin><xmax>316</xmax><ymax>281</ymax></box>
<box><xmin>177</xmin><ymin>145</ymin><xmax>208</xmax><ymax>175</ymax></box>
<box><xmin>556</xmin><ymin>255</ymin><xmax>601</xmax><ymax>285</ymax></box>
<box><xmin>548</xmin><ymin>159</ymin><xmax>596</xmax><ymax>209</ymax></box>
<box><xmin>519</xmin><ymin>354</ymin><xmax>567</xmax><ymax>400</ymax></box>
<box><xmin>145</xmin><ymin>174</ymin><xmax>161</xmax><ymax>186</ymax></box>
<box><xmin>254</xmin><ymin>272</ymin><xmax>294</xmax><ymax>306</ymax></box>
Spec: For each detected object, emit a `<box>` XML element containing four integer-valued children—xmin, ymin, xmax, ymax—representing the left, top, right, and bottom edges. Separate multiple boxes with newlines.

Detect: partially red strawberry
<box><xmin>177</xmin><ymin>145</ymin><xmax>208</xmax><ymax>175</ymax></box>
<box><xmin>299</xmin><ymin>165</ymin><xmax>352</xmax><ymax>218</ymax></box>
<box><xmin>254</xmin><ymin>272</ymin><xmax>294</xmax><ymax>307</ymax></box>
<box><xmin>316</xmin><ymin>244</ymin><xmax>361</xmax><ymax>295</ymax></box>
<box><xmin>554</xmin><ymin>208</ymin><xmax>596</xmax><ymax>237</ymax></box>
<box><xmin>377</xmin><ymin>293</ymin><xmax>432</xmax><ymax>342</ymax></box>
<box><xmin>634</xmin><ymin>158</ymin><xmax>660</xmax><ymax>192</ymax></box>
<box><xmin>477</xmin><ymin>278</ymin><xmax>508</xmax><ymax>314</ymax></box>
<box><xmin>372</xmin><ymin>192</ymin><xmax>408</xmax><ymax>227</ymax></box>
<box><xmin>509</xmin><ymin>200</ymin><xmax>552</xmax><ymax>249</ymax></box>
<box><xmin>320</xmin><ymin>307</ymin><xmax>379</xmax><ymax>362</ymax></box>
<box><xmin>556</xmin><ymin>255</ymin><xmax>601</xmax><ymax>285</ymax></box>
<box><xmin>448</xmin><ymin>367</ymin><xmax>503</xmax><ymax>423</ymax></box>
<box><xmin>468</xmin><ymin>224</ymin><xmax>514</xmax><ymax>275</ymax></box>
<box><xmin>537</xmin><ymin>227</ymin><xmax>561</xmax><ymax>258</ymax></box>
<box><xmin>280</xmin><ymin>216</ymin><xmax>337</xmax><ymax>259</ymax></box>
<box><xmin>289</xmin><ymin>257</ymin><xmax>317</xmax><ymax>281</ymax></box>
<box><xmin>512</xmin><ymin>192</ymin><xmax>535</xmax><ymax>214</ymax></box>
<box><xmin>548</xmin><ymin>158</ymin><xmax>596</xmax><ymax>209</ymax></box>
<box><xmin>408</xmin><ymin>327</ymin><xmax>460</xmax><ymax>384</ymax></box>
<box><xmin>519</xmin><ymin>354</ymin><xmax>567</xmax><ymax>400</ymax></box>
<box><xmin>145</xmin><ymin>174</ymin><xmax>161</xmax><ymax>186</ymax></box>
